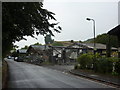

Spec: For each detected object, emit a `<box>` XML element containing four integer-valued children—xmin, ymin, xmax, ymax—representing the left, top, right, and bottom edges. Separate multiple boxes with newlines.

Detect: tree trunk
<box><xmin>106</xmin><ymin>35</ymin><xmax>111</xmax><ymax>57</ymax></box>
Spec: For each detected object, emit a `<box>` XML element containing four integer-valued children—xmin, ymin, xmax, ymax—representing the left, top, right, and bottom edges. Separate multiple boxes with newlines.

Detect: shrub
<box><xmin>77</xmin><ymin>53</ymin><xmax>120</xmax><ymax>75</ymax></box>
<box><xmin>112</xmin><ymin>71</ymin><xmax>119</xmax><ymax>76</ymax></box>
<box><xmin>115</xmin><ymin>61</ymin><xmax>120</xmax><ymax>74</ymax></box>
<box><xmin>94</xmin><ymin>57</ymin><xmax>113</xmax><ymax>73</ymax></box>
<box><xmin>77</xmin><ymin>53</ymin><xmax>93</xmax><ymax>69</ymax></box>
<box><xmin>108</xmin><ymin>57</ymin><xmax>119</xmax><ymax>62</ymax></box>
<box><xmin>107</xmin><ymin>57</ymin><xmax>120</xmax><ymax>74</ymax></box>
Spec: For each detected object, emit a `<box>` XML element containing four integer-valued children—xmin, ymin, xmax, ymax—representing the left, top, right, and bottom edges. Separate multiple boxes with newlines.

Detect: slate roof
<box><xmin>84</xmin><ymin>43</ymin><xmax>117</xmax><ymax>50</ymax></box>
<box><xmin>49</xmin><ymin>46</ymin><xmax>67</xmax><ymax>48</ymax></box>
<box><xmin>108</xmin><ymin>25</ymin><xmax>120</xmax><ymax>36</ymax></box>
<box><xmin>70</xmin><ymin>43</ymin><xmax>117</xmax><ymax>50</ymax></box>
<box><xmin>17</xmin><ymin>49</ymin><xmax>27</xmax><ymax>54</ymax></box>
<box><xmin>27</xmin><ymin>45</ymin><xmax>49</xmax><ymax>53</ymax></box>
<box><xmin>30</xmin><ymin>45</ymin><xmax>49</xmax><ymax>50</ymax></box>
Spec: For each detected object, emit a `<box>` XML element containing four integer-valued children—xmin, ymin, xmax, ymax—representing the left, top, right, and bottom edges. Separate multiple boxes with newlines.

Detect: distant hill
<box><xmin>51</xmin><ymin>33</ymin><xmax>118</xmax><ymax>48</ymax></box>
<box><xmin>84</xmin><ymin>38</ymin><xmax>94</xmax><ymax>43</ymax></box>
<box><xmin>52</xmin><ymin>40</ymin><xmax>82</xmax><ymax>46</ymax></box>
<box><xmin>84</xmin><ymin>33</ymin><xmax>118</xmax><ymax>48</ymax></box>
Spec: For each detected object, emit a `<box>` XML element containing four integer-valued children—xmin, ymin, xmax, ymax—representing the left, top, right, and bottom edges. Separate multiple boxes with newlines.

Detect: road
<box><xmin>6</xmin><ymin>59</ymin><xmax>115</xmax><ymax>89</ymax></box>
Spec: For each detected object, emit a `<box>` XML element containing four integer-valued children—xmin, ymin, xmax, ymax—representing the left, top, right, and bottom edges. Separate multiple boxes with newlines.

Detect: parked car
<box><xmin>14</xmin><ymin>57</ymin><xmax>23</xmax><ymax>62</ymax></box>
<box><xmin>14</xmin><ymin>57</ymin><xmax>18</xmax><ymax>61</ymax></box>
<box><xmin>17</xmin><ymin>57</ymin><xmax>23</xmax><ymax>62</ymax></box>
<box><xmin>7</xmin><ymin>56</ymin><xmax>11</xmax><ymax>59</ymax></box>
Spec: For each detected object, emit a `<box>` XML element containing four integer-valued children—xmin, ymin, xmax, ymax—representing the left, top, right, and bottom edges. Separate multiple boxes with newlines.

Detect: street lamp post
<box><xmin>86</xmin><ymin>18</ymin><xmax>96</xmax><ymax>55</ymax></box>
<box><xmin>86</xmin><ymin>18</ymin><xmax>96</xmax><ymax>70</ymax></box>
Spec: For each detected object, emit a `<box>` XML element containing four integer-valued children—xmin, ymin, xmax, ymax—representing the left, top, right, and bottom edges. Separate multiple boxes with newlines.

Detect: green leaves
<box><xmin>2</xmin><ymin>2</ymin><xmax>61</xmax><ymax>57</ymax></box>
<box><xmin>85</xmin><ymin>33</ymin><xmax>118</xmax><ymax>48</ymax></box>
<box><xmin>77</xmin><ymin>54</ymin><xmax>93</xmax><ymax>69</ymax></box>
<box><xmin>95</xmin><ymin>33</ymin><xmax>118</xmax><ymax>48</ymax></box>
<box><xmin>58</xmin><ymin>26</ymin><xmax>62</xmax><ymax>30</ymax></box>
<box><xmin>3</xmin><ymin>2</ymin><xmax>61</xmax><ymax>41</ymax></box>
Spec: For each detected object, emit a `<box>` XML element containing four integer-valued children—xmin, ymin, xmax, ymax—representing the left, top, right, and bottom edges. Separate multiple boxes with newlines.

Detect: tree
<box><xmin>70</xmin><ymin>40</ymin><xmax>74</xmax><ymax>43</ymax></box>
<box><xmin>95</xmin><ymin>33</ymin><xmax>118</xmax><ymax>48</ymax></box>
<box><xmin>2</xmin><ymin>2</ymin><xmax>61</xmax><ymax>57</ymax></box>
<box><xmin>84</xmin><ymin>33</ymin><xmax>118</xmax><ymax>48</ymax></box>
<box><xmin>33</xmin><ymin>42</ymin><xmax>42</xmax><ymax>45</ymax></box>
<box><xmin>11</xmin><ymin>51</ymin><xmax>18</xmax><ymax>57</ymax></box>
<box><xmin>21</xmin><ymin>45</ymin><xmax>29</xmax><ymax>49</ymax></box>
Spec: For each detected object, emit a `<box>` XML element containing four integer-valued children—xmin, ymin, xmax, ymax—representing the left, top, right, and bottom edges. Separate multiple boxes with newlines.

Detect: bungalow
<box><xmin>17</xmin><ymin>49</ymin><xmax>27</xmax><ymax>54</ymax></box>
<box><xmin>49</xmin><ymin>46</ymin><xmax>67</xmax><ymax>64</ymax></box>
<box><xmin>48</xmin><ymin>43</ymin><xmax>117</xmax><ymax>64</ymax></box>
<box><xmin>26</xmin><ymin>42</ymin><xmax>117</xmax><ymax>64</ymax></box>
<box><xmin>27</xmin><ymin>45</ymin><xmax>50</xmax><ymax>63</ymax></box>
<box><xmin>68</xmin><ymin>43</ymin><xmax>117</xmax><ymax>56</ymax></box>
<box><xmin>16</xmin><ymin>49</ymin><xmax>27</xmax><ymax>61</ymax></box>
<box><xmin>49</xmin><ymin>45</ymin><xmax>83</xmax><ymax>64</ymax></box>
<box><xmin>108</xmin><ymin>25</ymin><xmax>120</xmax><ymax>58</ymax></box>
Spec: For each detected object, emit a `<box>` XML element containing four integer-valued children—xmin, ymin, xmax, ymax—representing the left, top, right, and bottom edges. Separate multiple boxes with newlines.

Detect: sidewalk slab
<box><xmin>70</xmin><ymin>69</ymin><xmax>120</xmax><ymax>87</ymax></box>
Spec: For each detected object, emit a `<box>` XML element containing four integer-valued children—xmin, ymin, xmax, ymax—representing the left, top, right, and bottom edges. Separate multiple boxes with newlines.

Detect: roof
<box><xmin>70</xmin><ymin>43</ymin><xmax>117</xmax><ymax>50</ymax></box>
<box><xmin>17</xmin><ymin>49</ymin><xmax>27</xmax><ymax>54</ymax></box>
<box><xmin>108</xmin><ymin>25</ymin><xmax>120</xmax><ymax>37</ymax></box>
<box><xmin>85</xmin><ymin>43</ymin><xmax>106</xmax><ymax>49</ymax></box>
<box><xmin>27</xmin><ymin>45</ymin><xmax>49</xmax><ymax>52</ymax></box>
<box><xmin>50</xmin><ymin>46</ymin><xmax>67</xmax><ymax>48</ymax></box>
<box><xmin>50</xmin><ymin>43</ymin><xmax>117</xmax><ymax>50</ymax></box>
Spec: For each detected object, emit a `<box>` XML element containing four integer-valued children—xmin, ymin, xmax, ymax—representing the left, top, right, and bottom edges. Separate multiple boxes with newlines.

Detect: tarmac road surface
<box><xmin>6</xmin><ymin>59</ymin><xmax>115</xmax><ymax>89</ymax></box>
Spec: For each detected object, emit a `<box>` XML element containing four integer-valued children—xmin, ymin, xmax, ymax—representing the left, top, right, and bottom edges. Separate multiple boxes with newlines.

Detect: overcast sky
<box><xmin>14</xmin><ymin>0</ymin><xmax>119</xmax><ymax>49</ymax></box>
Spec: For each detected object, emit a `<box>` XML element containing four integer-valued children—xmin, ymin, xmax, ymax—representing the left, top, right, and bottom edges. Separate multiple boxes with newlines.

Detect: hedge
<box><xmin>76</xmin><ymin>53</ymin><xmax>120</xmax><ymax>75</ymax></box>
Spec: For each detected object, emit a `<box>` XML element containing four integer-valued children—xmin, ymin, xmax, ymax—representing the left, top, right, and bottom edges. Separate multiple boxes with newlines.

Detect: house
<box><xmin>16</xmin><ymin>49</ymin><xmax>27</xmax><ymax>61</ymax></box>
<box><xmin>83</xmin><ymin>43</ymin><xmax>117</xmax><ymax>55</ymax></box>
<box><xmin>68</xmin><ymin>43</ymin><xmax>117</xmax><ymax>56</ymax></box>
<box><xmin>49</xmin><ymin>42</ymin><xmax>117</xmax><ymax>64</ymax></box>
<box><xmin>49</xmin><ymin>46</ymin><xmax>67</xmax><ymax>64</ymax></box>
<box><xmin>17</xmin><ymin>49</ymin><xmax>27</xmax><ymax>54</ymax></box>
<box><xmin>49</xmin><ymin>45</ymin><xmax>82</xmax><ymax>64</ymax></box>
<box><xmin>108</xmin><ymin>25</ymin><xmax>120</xmax><ymax>58</ymax></box>
<box><xmin>26</xmin><ymin>42</ymin><xmax>118</xmax><ymax>64</ymax></box>
<box><xmin>27</xmin><ymin>45</ymin><xmax>50</xmax><ymax>63</ymax></box>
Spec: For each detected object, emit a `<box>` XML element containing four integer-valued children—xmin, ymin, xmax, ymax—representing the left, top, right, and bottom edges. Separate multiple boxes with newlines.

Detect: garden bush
<box><xmin>77</xmin><ymin>53</ymin><xmax>93</xmax><ymax>69</ymax></box>
<box><xmin>76</xmin><ymin>53</ymin><xmax>120</xmax><ymax>75</ymax></box>
<box><xmin>107</xmin><ymin>57</ymin><xmax>120</xmax><ymax>74</ymax></box>
<box><xmin>94</xmin><ymin>57</ymin><xmax>113</xmax><ymax>73</ymax></box>
<box><xmin>115</xmin><ymin>61</ymin><xmax>120</xmax><ymax>74</ymax></box>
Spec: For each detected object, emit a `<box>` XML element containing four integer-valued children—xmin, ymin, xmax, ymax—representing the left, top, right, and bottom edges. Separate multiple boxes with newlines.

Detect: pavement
<box><xmin>69</xmin><ymin>69</ymin><xmax>120</xmax><ymax>88</ymax></box>
<box><xmin>42</xmin><ymin>64</ymin><xmax>120</xmax><ymax>88</ymax></box>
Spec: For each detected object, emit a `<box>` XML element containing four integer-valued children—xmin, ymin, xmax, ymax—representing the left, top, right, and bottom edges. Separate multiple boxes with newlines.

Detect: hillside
<box><xmin>52</xmin><ymin>40</ymin><xmax>82</xmax><ymax>46</ymax></box>
<box><xmin>83</xmin><ymin>33</ymin><xmax>118</xmax><ymax>48</ymax></box>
